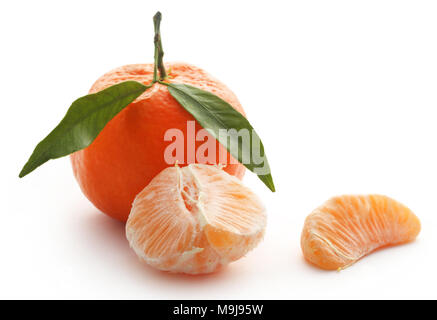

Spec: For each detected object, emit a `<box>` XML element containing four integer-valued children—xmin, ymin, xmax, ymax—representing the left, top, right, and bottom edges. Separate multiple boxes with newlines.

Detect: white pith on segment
<box><xmin>125</xmin><ymin>164</ymin><xmax>267</xmax><ymax>274</ymax></box>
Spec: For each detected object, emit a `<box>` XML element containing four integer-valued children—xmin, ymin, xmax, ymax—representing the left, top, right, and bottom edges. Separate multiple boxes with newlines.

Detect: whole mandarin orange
<box><xmin>70</xmin><ymin>63</ymin><xmax>246</xmax><ymax>222</ymax></box>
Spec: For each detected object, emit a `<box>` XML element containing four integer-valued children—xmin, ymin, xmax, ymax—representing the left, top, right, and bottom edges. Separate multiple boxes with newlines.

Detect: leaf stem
<box><xmin>153</xmin><ymin>12</ymin><xmax>167</xmax><ymax>82</ymax></box>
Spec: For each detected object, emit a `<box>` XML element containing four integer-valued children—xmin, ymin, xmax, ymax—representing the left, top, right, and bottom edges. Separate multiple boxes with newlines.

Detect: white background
<box><xmin>1</xmin><ymin>0</ymin><xmax>437</xmax><ymax>299</ymax></box>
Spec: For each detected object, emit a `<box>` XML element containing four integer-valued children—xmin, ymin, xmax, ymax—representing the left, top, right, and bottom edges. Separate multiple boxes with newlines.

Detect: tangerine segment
<box><xmin>126</xmin><ymin>164</ymin><xmax>266</xmax><ymax>274</ymax></box>
<box><xmin>301</xmin><ymin>195</ymin><xmax>421</xmax><ymax>270</ymax></box>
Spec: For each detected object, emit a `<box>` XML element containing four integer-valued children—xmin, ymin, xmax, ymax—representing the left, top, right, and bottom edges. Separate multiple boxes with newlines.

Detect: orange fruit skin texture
<box><xmin>70</xmin><ymin>63</ymin><xmax>246</xmax><ymax>222</ymax></box>
<box><xmin>126</xmin><ymin>164</ymin><xmax>266</xmax><ymax>275</ymax></box>
<box><xmin>301</xmin><ymin>195</ymin><xmax>421</xmax><ymax>270</ymax></box>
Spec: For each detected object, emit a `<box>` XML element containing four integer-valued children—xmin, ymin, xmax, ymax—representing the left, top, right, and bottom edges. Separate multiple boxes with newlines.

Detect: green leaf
<box><xmin>19</xmin><ymin>81</ymin><xmax>148</xmax><ymax>178</ymax></box>
<box><xmin>166</xmin><ymin>83</ymin><xmax>275</xmax><ymax>192</ymax></box>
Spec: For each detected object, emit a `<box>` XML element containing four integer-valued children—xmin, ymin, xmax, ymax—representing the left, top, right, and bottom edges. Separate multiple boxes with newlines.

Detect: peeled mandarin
<box><xmin>126</xmin><ymin>164</ymin><xmax>267</xmax><ymax>274</ymax></box>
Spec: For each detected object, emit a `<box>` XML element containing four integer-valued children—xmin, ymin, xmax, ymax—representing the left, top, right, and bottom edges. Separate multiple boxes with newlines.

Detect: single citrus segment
<box><xmin>126</xmin><ymin>164</ymin><xmax>266</xmax><ymax>274</ymax></box>
<box><xmin>71</xmin><ymin>63</ymin><xmax>246</xmax><ymax>222</ymax></box>
<box><xmin>301</xmin><ymin>195</ymin><xmax>420</xmax><ymax>270</ymax></box>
